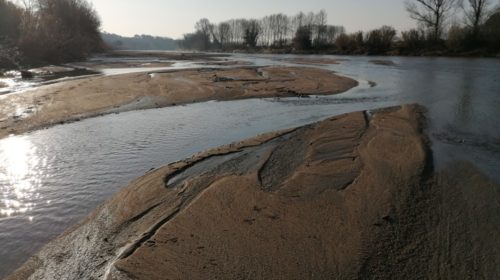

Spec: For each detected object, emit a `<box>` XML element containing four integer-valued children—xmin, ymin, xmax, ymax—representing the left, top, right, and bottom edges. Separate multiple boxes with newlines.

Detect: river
<box><xmin>0</xmin><ymin>54</ymin><xmax>499</xmax><ymax>277</ymax></box>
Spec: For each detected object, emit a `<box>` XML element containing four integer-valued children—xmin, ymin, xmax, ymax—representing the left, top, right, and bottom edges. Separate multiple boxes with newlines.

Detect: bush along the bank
<box><xmin>178</xmin><ymin>6</ymin><xmax>500</xmax><ymax>56</ymax></box>
<box><xmin>0</xmin><ymin>0</ymin><xmax>104</xmax><ymax>70</ymax></box>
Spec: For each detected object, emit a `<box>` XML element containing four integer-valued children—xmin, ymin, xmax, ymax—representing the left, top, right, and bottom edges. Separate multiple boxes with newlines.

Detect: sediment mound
<box><xmin>7</xmin><ymin>104</ymin><xmax>500</xmax><ymax>279</ymax></box>
<box><xmin>0</xmin><ymin>66</ymin><xmax>357</xmax><ymax>139</ymax></box>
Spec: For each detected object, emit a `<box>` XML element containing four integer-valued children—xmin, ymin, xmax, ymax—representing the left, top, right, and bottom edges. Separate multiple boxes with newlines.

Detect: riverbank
<box><xmin>220</xmin><ymin>47</ymin><xmax>500</xmax><ymax>58</ymax></box>
<box><xmin>0</xmin><ymin>66</ymin><xmax>357</xmax><ymax>139</ymax></box>
<box><xmin>6</xmin><ymin>104</ymin><xmax>499</xmax><ymax>279</ymax></box>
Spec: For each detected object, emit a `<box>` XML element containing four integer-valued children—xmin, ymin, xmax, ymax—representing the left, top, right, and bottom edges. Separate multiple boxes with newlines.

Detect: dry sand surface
<box><xmin>0</xmin><ymin>66</ymin><xmax>357</xmax><ymax>139</ymax></box>
<box><xmin>7</xmin><ymin>104</ymin><xmax>499</xmax><ymax>279</ymax></box>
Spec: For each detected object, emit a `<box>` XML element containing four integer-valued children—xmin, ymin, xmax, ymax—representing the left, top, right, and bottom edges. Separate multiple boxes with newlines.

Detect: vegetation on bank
<box><xmin>180</xmin><ymin>1</ymin><xmax>500</xmax><ymax>56</ymax></box>
<box><xmin>0</xmin><ymin>0</ymin><xmax>103</xmax><ymax>70</ymax></box>
<box><xmin>2</xmin><ymin>0</ymin><xmax>499</xmax><ymax>72</ymax></box>
<box><xmin>101</xmin><ymin>32</ymin><xmax>177</xmax><ymax>51</ymax></box>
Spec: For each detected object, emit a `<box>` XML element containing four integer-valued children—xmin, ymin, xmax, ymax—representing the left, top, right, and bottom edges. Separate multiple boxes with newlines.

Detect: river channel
<box><xmin>0</xmin><ymin>54</ymin><xmax>499</xmax><ymax>277</ymax></box>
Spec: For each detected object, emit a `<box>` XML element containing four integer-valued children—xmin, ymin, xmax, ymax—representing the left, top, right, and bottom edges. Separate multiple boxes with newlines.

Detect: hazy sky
<box><xmin>91</xmin><ymin>0</ymin><xmax>416</xmax><ymax>39</ymax></box>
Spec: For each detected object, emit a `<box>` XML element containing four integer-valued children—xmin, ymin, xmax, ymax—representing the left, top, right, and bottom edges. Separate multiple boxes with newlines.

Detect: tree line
<box><xmin>0</xmin><ymin>0</ymin><xmax>103</xmax><ymax>70</ymax></box>
<box><xmin>1</xmin><ymin>0</ymin><xmax>499</xmax><ymax>71</ymax></box>
<box><xmin>101</xmin><ymin>32</ymin><xmax>177</xmax><ymax>51</ymax></box>
<box><xmin>180</xmin><ymin>1</ymin><xmax>500</xmax><ymax>55</ymax></box>
<box><xmin>180</xmin><ymin>10</ymin><xmax>345</xmax><ymax>51</ymax></box>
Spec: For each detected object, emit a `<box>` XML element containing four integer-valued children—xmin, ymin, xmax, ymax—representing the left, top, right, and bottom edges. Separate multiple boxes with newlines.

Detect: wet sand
<box><xmin>0</xmin><ymin>66</ymin><xmax>357</xmax><ymax>139</ymax></box>
<box><xmin>7</xmin><ymin>104</ymin><xmax>499</xmax><ymax>279</ymax></box>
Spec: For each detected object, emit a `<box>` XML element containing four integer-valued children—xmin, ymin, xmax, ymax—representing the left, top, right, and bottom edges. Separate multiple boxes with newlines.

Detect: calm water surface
<box><xmin>0</xmin><ymin>54</ymin><xmax>499</xmax><ymax>277</ymax></box>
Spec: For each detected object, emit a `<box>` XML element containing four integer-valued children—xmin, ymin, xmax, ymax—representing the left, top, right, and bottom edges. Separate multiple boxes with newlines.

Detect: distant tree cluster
<box><xmin>180</xmin><ymin>10</ymin><xmax>346</xmax><ymax>52</ymax></box>
<box><xmin>180</xmin><ymin>3</ymin><xmax>500</xmax><ymax>56</ymax></box>
<box><xmin>101</xmin><ymin>33</ymin><xmax>177</xmax><ymax>51</ymax></box>
<box><xmin>0</xmin><ymin>0</ymin><xmax>103</xmax><ymax>69</ymax></box>
<box><xmin>334</xmin><ymin>27</ymin><xmax>397</xmax><ymax>54</ymax></box>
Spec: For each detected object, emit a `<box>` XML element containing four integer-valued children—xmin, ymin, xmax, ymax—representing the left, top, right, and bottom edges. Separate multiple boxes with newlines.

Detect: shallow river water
<box><xmin>0</xmin><ymin>54</ymin><xmax>499</xmax><ymax>277</ymax></box>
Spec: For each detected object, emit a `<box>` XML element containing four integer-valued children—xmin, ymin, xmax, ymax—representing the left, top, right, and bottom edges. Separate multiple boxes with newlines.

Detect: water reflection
<box><xmin>0</xmin><ymin>137</ymin><xmax>43</xmax><ymax>218</ymax></box>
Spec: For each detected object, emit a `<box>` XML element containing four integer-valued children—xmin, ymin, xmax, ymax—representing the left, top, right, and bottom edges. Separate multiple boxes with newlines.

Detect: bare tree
<box><xmin>227</xmin><ymin>19</ymin><xmax>245</xmax><ymax>44</ymax></box>
<box><xmin>326</xmin><ymin>25</ymin><xmax>345</xmax><ymax>45</ymax></box>
<box><xmin>217</xmin><ymin>22</ymin><xmax>231</xmax><ymax>48</ymax></box>
<box><xmin>261</xmin><ymin>14</ymin><xmax>290</xmax><ymax>47</ymax></box>
<box><xmin>195</xmin><ymin>18</ymin><xmax>213</xmax><ymax>50</ymax></box>
<box><xmin>260</xmin><ymin>16</ymin><xmax>271</xmax><ymax>46</ymax></box>
<box><xmin>242</xmin><ymin>19</ymin><xmax>260</xmax><ymax>47</ymax></box>
<box><xmin>400</xmin><ymin>28</ymin><xmax>427</xmax><ymax>51</ymax></box>
<box><xmin>274</xmin><ymin>14</ymin><xmax>289</xmax><ymax>47</ymax></box>
<box><xmin>0</xmin><ymin>0</ymin><xmax>22</xmax><ymax>69</ymax></box>
<box><xmin>291</xmin><ymin>11</ymin><xmax>306</xmax><ymax>32</ymax></box>
<box><xmin>293</xmin><ymin>26</ymin><xmax>312</xmax><ymax>50</ymax></box>
<box><xmin>0</xmin><ymin>0</ymin><xmax>22</xmax><ymax>42</ymax></box>
<box><xmin>314</xmin><ymin>9</ymin><xmax>328</xmax><ymax>46</ymax></box>
<box><xmin>406</xmin><ymin>0</ymin><xmax>458</xmax><ymax>41</ymax></box>
<box><xmin>462</xmin><ymin>0</ymin><xmax>494</xmax><ymax>36</ymax></box>
<box><xmin>365</xmin><ymin>26</ymin><xmax>396</xmax><ymax>53</ymax></box>
<box><xmin>15</xmin><ymin>0</ymin><xmax>102</xmax><ymax>63</ymax></box>
<box><xmin>482</xmin><ymin>9</ymin><xmax>500</xmax><ymax>48</ymax></box>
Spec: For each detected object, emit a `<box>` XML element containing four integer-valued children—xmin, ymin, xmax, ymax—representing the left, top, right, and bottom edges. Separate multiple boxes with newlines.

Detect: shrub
<box><xmin>13</xmin><ymin>0</ymin><xmax>103</xmax><ymax>65</ymax></box>
<box><xmin>482</xmin><ymin>11</ymin><xmax>500</xmax><ymax>50</ymax></box>
<box><xmin>365</xmin><ymin>26</ymin><xmax>396</xmax><ymax>54</ymax></box>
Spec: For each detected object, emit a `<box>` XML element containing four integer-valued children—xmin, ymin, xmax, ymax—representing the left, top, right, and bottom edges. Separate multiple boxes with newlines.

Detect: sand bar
<box><xmin>7</xmin><ymin>104</ymin><xmax>499</xmax><ymax>279</ymax></box>
<box><xmin>0</xmin><ymin>66</ymin><xmax>357</xmax><ymax>139</ymax></box>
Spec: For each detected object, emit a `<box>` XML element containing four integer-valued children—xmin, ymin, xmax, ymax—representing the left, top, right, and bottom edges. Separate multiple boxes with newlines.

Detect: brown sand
<box><xmin>0</xmin><ymin>66</ymin><xmax>357</xmax><ymax>139</ymax></box>
<box><xmin>7</xmin><ymin>104</ymin><xmax>499</xmax><ymax>279</ymax></box>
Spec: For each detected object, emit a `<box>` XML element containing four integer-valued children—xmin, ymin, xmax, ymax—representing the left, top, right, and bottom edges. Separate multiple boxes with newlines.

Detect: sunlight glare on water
<box><xmin>0</xmin><ymin>137</ymin><xmax>43</xmax><ymax>219</ymax></box>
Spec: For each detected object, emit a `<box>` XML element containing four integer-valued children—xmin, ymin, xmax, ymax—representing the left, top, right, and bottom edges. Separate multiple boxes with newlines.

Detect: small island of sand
<box><xmin>0</xmin><ymin>66</ymin><xmax>357</xmax><ymax>139</ymax></box>
<box><xmin>6</xmin><ymin>104</ymin><xmax>499</xmax><ymax>279</ymax></box>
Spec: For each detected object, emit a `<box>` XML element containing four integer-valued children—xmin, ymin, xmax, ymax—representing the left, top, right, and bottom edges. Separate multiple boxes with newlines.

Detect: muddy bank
<box><xmin>0</xmin><ymin>66</ymin><xmax>357</xmax><ymax>139</ymax></box>
<box><xmin>7</xmin><ymin>104</ymin><xmax>499</xmax><ymax>279</ymax></box>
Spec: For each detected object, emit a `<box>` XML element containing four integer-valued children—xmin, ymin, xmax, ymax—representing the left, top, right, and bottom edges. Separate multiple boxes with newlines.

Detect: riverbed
<box><xmin>0</xmin><ymin>53</ymin><xmax>499</xmax><ymax>277</ymax></box>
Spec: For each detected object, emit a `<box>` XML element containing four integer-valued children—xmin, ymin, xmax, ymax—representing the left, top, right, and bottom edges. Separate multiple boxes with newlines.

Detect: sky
<box><xmin>91</xmin><ymin>0</ymin><xmax>416</xmax><ymax>39</ymax></box>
